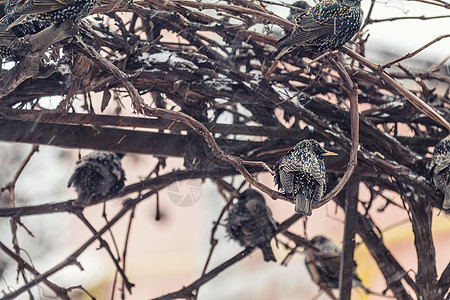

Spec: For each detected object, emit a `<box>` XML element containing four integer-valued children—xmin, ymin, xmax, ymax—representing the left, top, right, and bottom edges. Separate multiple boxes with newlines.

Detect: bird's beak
<box><xmin>323</xmin><ymin>150</ymin><xmax>338</xmax><ymax>156</ymax></box>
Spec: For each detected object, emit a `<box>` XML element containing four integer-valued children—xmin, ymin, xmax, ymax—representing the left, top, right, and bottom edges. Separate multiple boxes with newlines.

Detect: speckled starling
<box><xmin>287</xmin><ymin>1</ymin><xmax>311</xmax><ymax>23</ymax></box>
<box><xmin>274</xmin><ymin>139</ymin><xmax>337</xmax><ymax>216</ymax></box>
<box><xmin>0</xmin><ymin>18</ymin><xmax>15</xmax><ymax>57</ymax></box>
<box><xmin>429</xmin><ymin>135</ymin><xmax>450</xmax><ymax>209</ymax></box>
<box><xmin>305</xmin><ymin>235</ymin><xmax>365</xmax><ymax>290</ymax></box>
<box><xmin>227</xmin><ymin>189</ymin><xmax>278</xmax><ymax>262</ymax></box>
<box><xmin>68</xmin><ymin>151</ymin><xmax>125</xmax><ymax>207</ymax></box>
<box><xmin>2</xmin><ymin>0</ymin><xmax>99</xmax><ymax>38</ymax></box>
<box><xmin>275</xmin><ymin>0</ymin><xmax>363</xmax><ymax>59</ymax></box>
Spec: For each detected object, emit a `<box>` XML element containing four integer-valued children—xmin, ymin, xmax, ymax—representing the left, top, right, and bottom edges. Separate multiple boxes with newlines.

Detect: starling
<box><xmin>68</xmin><ymin>151</ymin><xmax>125</xmax><ymax>207</ymax></box>
<box><xmin>2</xmin><ymin>0</ymin><xmax>99</xmax><ymax>38</ymax></box>
<box><xmin>305</xmin><ymin>235</ymin><xmax>342</xmax><ymax>289</ymax></box>
<box><xmin>275</xmin><ymin>0</ymin><xmax>363</xmax><ymax>59</ymax></box>
<box><xmin>287</xmin><ymin>1</ymin><xmax>311</xmax><ymax>23</ymax></box>
<box><xmin>0</xmin><ymin>17</ymin><xmax>15</xmax><ymax>57</ymax></box>
<box><xmin>429</xmin><ymin>135</ymin><xmax>450</xmax><ymax>209</ymax></box>
<box><xmin>227</xmin><ymin>189</ymin><xmax>278</xmax><ymax>262</ymax></box>
<box><xmin>305</xmin><ymin>235</ymin><xmax>366</xmax><ymax>290</ymax></box>
<box><xmin>274</xmin><ymin>139</ymin><xmax>337</xmax><ymax>216</ymax></box>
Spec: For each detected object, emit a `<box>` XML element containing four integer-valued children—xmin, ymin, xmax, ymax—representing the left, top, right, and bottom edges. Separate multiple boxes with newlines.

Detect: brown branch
<box><xmin>0</xmin><ymin>169</ymin><xmax>240</xmax><ymax>217</ymax></box>
<box><xmin>334</xmin><ymin>197</ymin><xmax>416</xmax><ymax>299</ymax></box>
<box><xmin>342</xmin><ymin>47</ymin><xmax>450</xmax><ymax>130</ymax></box>
<box><xmin>121</xmin><ymin>207</ymin><xmax>136</xmax><ymax>297</ymax></box>
<box><xmin>399</xmin><ymin>185</ymin><xmax>438</xmax><ymax>299</ymax></box>
<box><xmin>282</xmin><ymin>231</ymin><xmax>337</xmax><ymax>299</ymax></box>
<box><xmin>153</xmin><ymin>247</ymin><xmax>255</xmax><ymax>300</ymax></box>
<box><xmin>437</xmin><ymin>263</ymin><xmax>450</xmax><ymax>297</ymax></box>
<box><xmin>361</xmin><ymin>0</ymin><xmax>376</xmax><ymax>29</ymax></box>
<box><xmin>193</xmin><ymin>186</ymin><xmax>234</xmax><ymax>299</ymax></box>
<box><xmin>315</xmin><ymin>58</ymin><xmax>359</xmax><ymax>207</ymax></box>
<box><xmin>171</xmin><ymin>0</ymin><xmax>294</xmax><ymax>30</ymax></box>
<box><xmin>338</xmin><ymin>175</ymin><xmax>359</xmax><ymax>300</ymax></box>
<box><xmin>0</xmin><ymin>108</ymin><xmax>301</xmax><ymax>139</ymax></box>
<box><xmin>383</xmin><ymin>34</ymin><xmax>450</xmax><ymax>68</ymax></box>
<box><xmin>1</xmin><ymin>189</ymin><xmax>158</xmax><ymax>299</ymax></box>
<box><xmin>0</xmin><ymin>241</ymin><xmax>70</xmax><ymax>299</ymax></box>
<box><xmin>73</xmin><ymin>37</ymin><xmax>145</xmax><ymax>113</ymax></box>
<box><xmin>368</xmin><ymin>15</ymin><xmax>450</xmax><ymax>24</ymax></box>
<box><xmin>141</xmin><ymin>106</ymin><xmax>289</xmax><ymax>202</ymax></box>
<box><xmin>75</xmin><ymin>22</ymin><xmax>286</xmax><ymax>203</ymax></box>
<box><xmin>75</xmin><ymin>212</ymin><xmax>135</xmax><ymax>293</ymax></box>
<box><xmin>404</xmin><ymin>0</ymin><xmax>450</xmax><ymax>8</ymax></box>
<box><xmin>152</xmin><ymin>213</ymin><xmax>302</xmax><ymax>300</ymax></box>
<box><xmin>1</xmin><ymin>144</ymin><xmax>39</xmax><ymax>202</ymax></box>
<box><xmin>0</xmin><ymin>21</ymin><xmax>78</xmax><ymax>99</ymax></box>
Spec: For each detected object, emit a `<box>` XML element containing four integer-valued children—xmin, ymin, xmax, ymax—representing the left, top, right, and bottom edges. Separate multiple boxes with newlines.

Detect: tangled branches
<box><xmin>0</xmin><ymin>0</ymin><xmax>448</xmax><ymax>299</ymax></box>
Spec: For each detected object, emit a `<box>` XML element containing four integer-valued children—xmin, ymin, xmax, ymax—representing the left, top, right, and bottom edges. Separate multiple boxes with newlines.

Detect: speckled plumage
<box><xmin>276</xmin><ymin>0</ymin><xmax>363</xmax><ymax>59</ymax></box>
<box><xmin>2</xmin><ymin>0</ymin><xmax>99</xmax><ymax>38</ymax></box>
<box><xmin>305</xmin><ymin>235</ymin><xmax>363</xmax><ymax>290</ymax></box>
<box><xmin>305</xmin><ymin>236</ymin><xmax>342</xmax><ymax>289</ymax></box>
<box><xmin>0</xmin><ymin>44</ymin><xmax>13</xmax><ymax>58</ymax></box>
<box><xmin>429</xmin><ymin>135</ymin><xmax>450</xmax><ymax>209</ymax></box>
<box><xmin>227</xmin><ymin>189</ymin><xmax>278</xmax><ymax>262</ymax></box>
<box><xmin>68</xmin><ymin>151</ymin><xmax>125</xmax><ymax>207</ymax></box>
<box><xmin>0</xmin><ymin>17</ymin><xmax>15</xmax><ymax>57</ymax></box>
<box><xmin>274</xmin><ymin>139</ymin><xmax>336</xmax><ymax>215</ymax></box>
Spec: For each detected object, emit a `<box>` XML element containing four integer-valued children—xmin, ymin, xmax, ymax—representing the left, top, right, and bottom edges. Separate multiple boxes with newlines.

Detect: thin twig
<box><xmin>315</xmin><ymin>58</ymin><xmax>359</xmax><ymax>207</ymax></box>
<box><xmin>342</xmin><ymin>47</ymin><xmax>450</xmax><ymax>130</ymax></box>
<box><xmin>368</xmin><ymin>15</ymin><xmax>450</xmax><ymax>24</ymax></box>
<box><xmin>75</xmin><ymin>212</ymin><xmax>134</xmax><ymax>292</ymax></box>
<box><xmin>0</xmin><ymin>241</ymin><xmax>70</xmax><ymax>300</ymax></box>
<box><xmin>152</xmin><ymin>213</ymin><xmax>302</xmax><ymax>300</ymax></box>
<box><xmin>383</xmin><ymin>34</ymin><xmax>450</xmax><ymax>68</ymax></box>
<box><xmin>1</xmin><ymin>190</ymin><xmax>159</xmax><ymax>299</ymax></box>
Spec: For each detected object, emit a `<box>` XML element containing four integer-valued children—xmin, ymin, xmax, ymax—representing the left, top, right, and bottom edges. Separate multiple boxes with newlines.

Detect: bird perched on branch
<box><xmin>1</xmin><ymin>0</ymin><xmax>99</xmax><ymax>38</ymax></box>
<box><xmin>429</xmin><ymin>135</ymin><xmax>450</xmax><ymax>209</ymax></box>
<box><xmin>227</xmin><ymin>189</ymin><xmax>278</xmax><ymax>262</ymax></box>
<box><xmin>274</xmin><ymin>139</ymin><xmax>337</xmax><ymax>216</ymax></box>
<box><xmin>305</xmin><ymin>235</ymin><xmax>368</xmax><ymax>291</ymax></box>
<box><xmin>68</xmin><ymin>151</ymin><xmax>125</xmax><ymax>207</ymax></box>
<box><xmin>275</xmin><ymin>0</ymin><xmax>363</xmax><ymax>59</ymax></box>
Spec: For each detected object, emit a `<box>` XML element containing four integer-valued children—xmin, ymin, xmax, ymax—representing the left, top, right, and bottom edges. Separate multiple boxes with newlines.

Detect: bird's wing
<box><xmin>433</xmin><ymin>155</ymin><xmax>450</xmax><ymax>173</ymax></box>
<box><xmin>0</xmin><ymin>19</ymin><xmax>16</xmax><ymax>41</ymax></box>
<box><xmin>10</xmin><ymin>0</ymin><xmax>74</xmax><ymax>16</ymax></box>
<box><xmin>5</xmin><ymin>0</ymin><xmax>74</xmax><ymax>30</ymax></box>
<box><xmin>280</xmin><ymin>169</ymin><xmax>295</xmax><ymax>194</ymax></box>
<box><xmin>277</xmin><ymin>2</ymin><xmax>344</xmax><ymax>48</ymax></box>
<box><xmin>320</xmin><ymin>255</ymin><xmax>341</xmax><ymax>275</ymax></box>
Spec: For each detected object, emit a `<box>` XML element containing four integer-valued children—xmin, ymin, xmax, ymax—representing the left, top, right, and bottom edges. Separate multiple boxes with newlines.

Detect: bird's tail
<box><xmin>260</xmin><ymin>244</ymin><xmax>276</xmax><ymax>262</ymax></box>
<box><xmin>444</xmin><ymin>189</ymin><xmax>450</xmax><ymax>209</ymax></box>
<box><xmin>295</xmin><ymin>190</ymin><xmax>312</xmax><ymax>216</ymax></box>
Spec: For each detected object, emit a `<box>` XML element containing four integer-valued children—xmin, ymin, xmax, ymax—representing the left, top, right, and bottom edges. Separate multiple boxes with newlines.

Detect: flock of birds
<box><xmin>2</xmin><ymin>0</ymin><xmax>448</xmax><ymax>293</ymax></box>
<box><xmin>0</xmin><ymin>0</ymin><xmax>363</xmax><ymax>58</ymax></box>
<box><xmin>66</xmin><ymin>135</ymin><xmax>450</xmax><ymax>292</ymax></box>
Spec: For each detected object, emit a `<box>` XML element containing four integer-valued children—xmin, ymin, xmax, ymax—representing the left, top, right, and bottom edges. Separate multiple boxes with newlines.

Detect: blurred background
<box><xmin>0</xmin><ymin>0</ymin><xmax>449</xmax><ymax>299</ymax></box>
